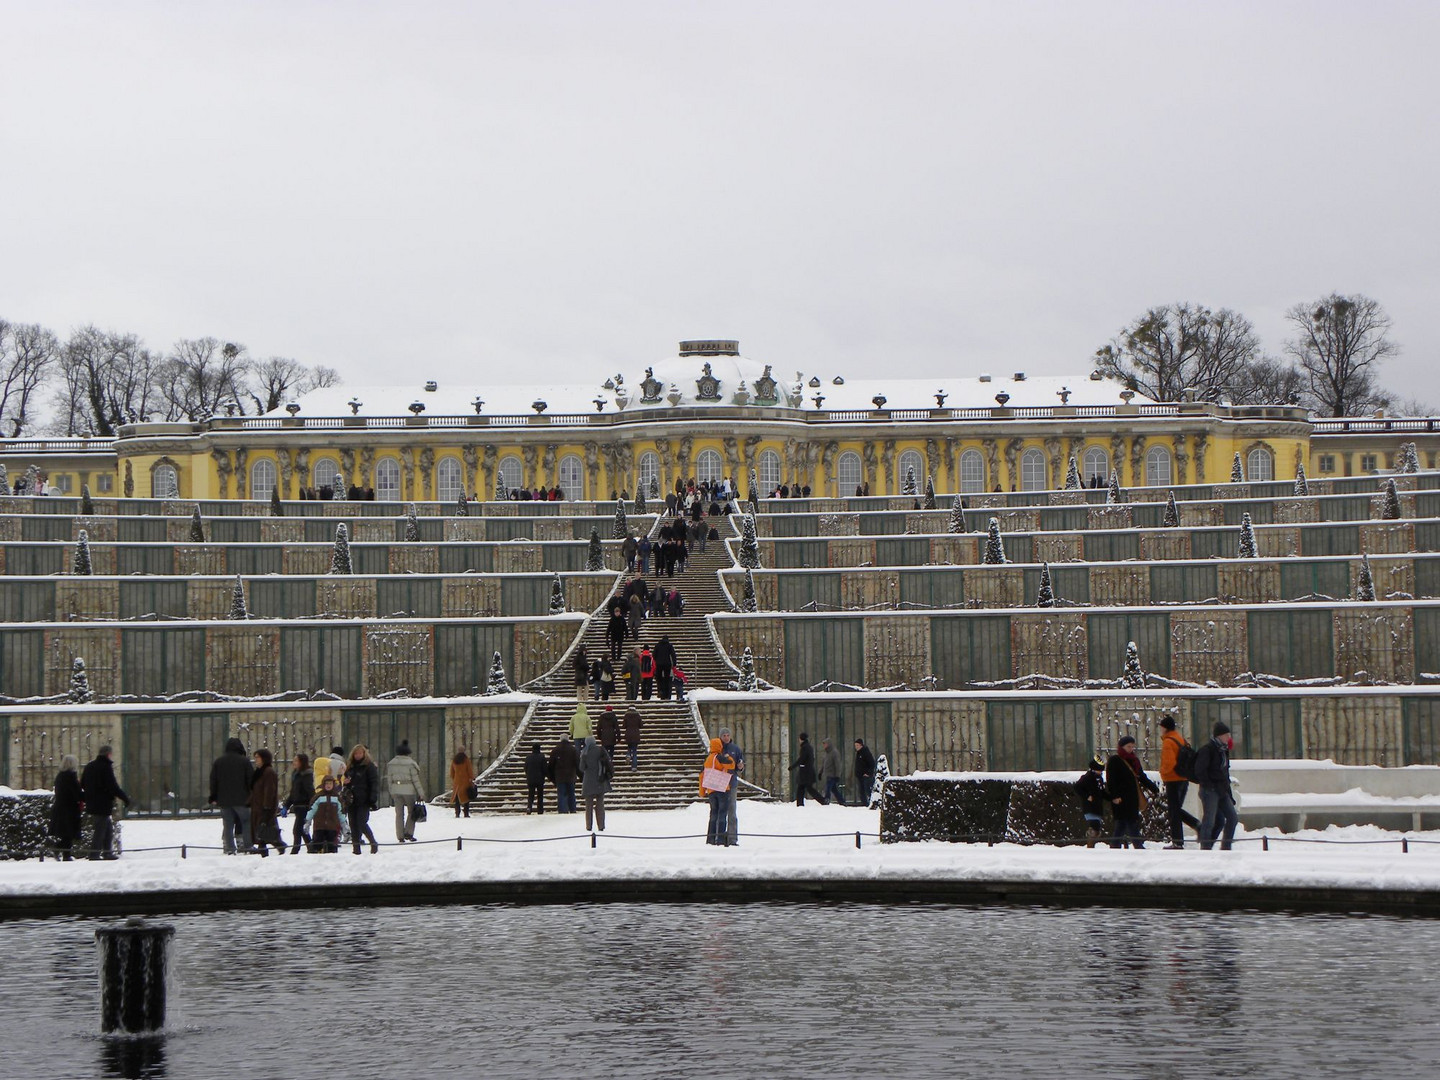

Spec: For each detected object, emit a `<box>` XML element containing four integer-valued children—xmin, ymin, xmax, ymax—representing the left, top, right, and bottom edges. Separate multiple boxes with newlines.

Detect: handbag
<box><xmin>413</xmin><ymin>802</ymin><xmax>428</xmax><ymax>823</ymax></box>
<box><xmin>701</xmin><ymin>767</ymin><xmax>732</xmax><ymax>793</ymax></box>
<box><xmin>465</xmin><ymin>781</ymin><xmax>478</xmax><ymax>801</ymax></box>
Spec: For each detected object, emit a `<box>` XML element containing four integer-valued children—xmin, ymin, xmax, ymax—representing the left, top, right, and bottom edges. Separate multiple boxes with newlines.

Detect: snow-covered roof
<box><xmin>271</xmin><ymin>343</ymin><xmax>1153</xmax><ymax>417</ymax></box>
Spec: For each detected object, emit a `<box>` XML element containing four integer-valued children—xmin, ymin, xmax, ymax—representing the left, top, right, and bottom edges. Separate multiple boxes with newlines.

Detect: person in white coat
<box><xmin>385</xmin><ymin>741</ymin><xmax>427</xmax><ymax>842</ymax></box>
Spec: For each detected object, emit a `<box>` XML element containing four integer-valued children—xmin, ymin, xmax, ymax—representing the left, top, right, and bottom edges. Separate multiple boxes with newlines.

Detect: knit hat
<box><xmin>1213</xmin><ymin>721</ymin><xmax>1231</xmax><ymax>737</ymax></box>
<box><xmin>397</xmin><ymin>741</ymin><xmax>411</xmax><ymax>756</ymax></box>
<box><xmin>1089</xmin><ymin>755</ymin><xmax>1104</xmax><ymax>771</ymax></box>
<box><xmin>1117</xmin><ymin>735</ymin><xmax>1136</xmax><ymax>748</ymax></box>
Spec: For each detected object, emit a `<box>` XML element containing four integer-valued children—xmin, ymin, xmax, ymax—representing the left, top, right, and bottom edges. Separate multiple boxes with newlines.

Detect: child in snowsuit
<box><xmin>306</xmin><ymin>776</ymin><xmax>345</xmax><ymax>853</ymax></box>
<box><xmin>1076</xmin><ymin>755</ymin><xmax>1108</xmax><ymax>848</ymax></box>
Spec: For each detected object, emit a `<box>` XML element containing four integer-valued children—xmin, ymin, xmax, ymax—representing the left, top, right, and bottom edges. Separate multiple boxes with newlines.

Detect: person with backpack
<box><xmin>305</xmin><ymin>776</ymin><xmax>345</xmax><ymax>853</ymax></box>
<box><xmin>578</xmin><ymin>736</ymin><xmax>613</xmax><ymax>832</ymax></box>
<box><xmin>1076</xmin><ymin>755</ymin><xmax>1109</xmax><ymax>848</ymax></box>
<box><xmin>1158</xmin><ymin>715</ymin><xmax>1203</xmax><ymax>849</ymax></box>
<box><xmin>1105</xmin><ymin>735</ymin><xmax>1159</xmax><ymax>849</ymax></box>
<box><xmin>1195</xmin><ymin>722</ymin><xmax>1240</xmax><ymax>850</ymax></box>
<box><xmin>638</xmin><ymin>645</ymin><xmax>656</xmax><ymax>700</ymax></box>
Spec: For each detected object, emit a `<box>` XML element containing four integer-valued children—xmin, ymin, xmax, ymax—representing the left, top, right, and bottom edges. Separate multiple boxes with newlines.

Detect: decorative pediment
<box><xmin>753</xmin><ymin>364</ymin><xmax>778</xmax><ymax>405</ymax></box>
<box><xmin>639</xmin><ymin>366</ymin><xmax>664</xmax><ymax>404</ymax></box>
<box><xmin>695</xmin><ymin>361</ymin><xmax>722</xmax><ymax>402</ymax></box>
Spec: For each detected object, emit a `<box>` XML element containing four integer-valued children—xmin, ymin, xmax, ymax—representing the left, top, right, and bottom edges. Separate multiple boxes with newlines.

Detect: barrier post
<box><xmin>855</xmin><ymin>831</ymin><xmax>862</xmax><ymax>850</ymax></box>
<box><xmin>1403</xmin><ymin>838</ymin><xmax>1409</xmax><ymax>854</ymax></box>
<box><xmin>181</xmin><ymin>845</ymin><xmax>187</xmax><ymax>860</ymax></box>
<box><xmin>1262</xmin><ymin>836</ymin><xmax>1269</xmax><ymax>852</ymax></box>
<box><xmin>457</xmin><ymin>837</ymin><xmax>463</xmax><ymax>851</ymax></box>
<box><xmin>591</xmin><ymin>832</ymin><xmax>597</xmax><ymax>849</ymax></box>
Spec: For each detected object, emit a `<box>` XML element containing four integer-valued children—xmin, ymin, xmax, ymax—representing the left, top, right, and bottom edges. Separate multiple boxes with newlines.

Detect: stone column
<box><xmin>522</xmin><ymin>445</ymin><xmax>538</xmax><ymax>491</ymax></box>
<box><xmin>863</xmin><ymin>441</ymin><xmax>878</xmax><ymax>494</ymax></box>
<box><xmin>654</xmin><ymin>437</ymin><xmax>672</xmax><ymax>492</ymax></box>
<box><xmin>419</xmin><ymin>448</ymin><xmax>435</xmax><ymax>501</ymax></box>
<box><xmin>1044</xmin><ymin>437</ymin><xmax>1062</xmax><ymax>491</ymax></box>
<box><xmin>542</xmin><ymin>445</ymin><xmax>557</xmax><ymax>490</ymax></box>
<box><xmin>234</xmin><ymin>448</ymin><xmax>248</xmax><ymax>499</ymax></box>
<box><xmin>295</xmin><ymin>449</ymin><xmax>310</xmax><ymax>496</ymax></box>
<box><xmin>1109</xmin><ymin>435</ymin><xmax>1126</xmax><ymax>486</ymax></box>
<box><xmin>822</xmin><ymin>441</ymin><xmax>839</xmax><ymax>498</ymax></box>
<box><xmin>276</xmin><ymin>448</ymin><xmax>293</xmax><ymax>500</ymax></box>
<box><xmin>1192</xmin><ymin>433</ymin><xmax>1208</xmax><ymax>484</ymax></box>
<box><xmin>211</xmin><ymin>448</ymin><xmax>232</xmax><ymax>499</ymax></box>
<box><xmin>462</xmin><ymin>445</ymin><xmax>478</xmax><ymax>499</ymax></box>
<box><xmin>583</xmin><ymin>441</ymin><xmax>599</xmax><ymax>501</ymax></box>
<box><xmin>925</xmin><ymin>438</ymin><xmax>939</xmax><ymax>491</ymax></box>
<box><xmin>339</xmin><ymin>449</ymin><xmax>356</xmax><ymax>494</ymax></box>
<box><xmin>1004</xmin><ymin>438</ymin><xmax>1022</xmax><ymax>492</ymax></box>
<box><xmin>1174</xmin><ymin>434</ymin><xmax>1189</xmax><ymax>486</ymax></box>
<box><xmin>1129</xmin><ymin>435</ymin><xmax>1147</xmax><ymax>488</ymax></box>
<box><xmin>358</xmin><ymin>447</ymin><xmax>374</xmax><ymax>492</ymax></box>
<box><xmin>882</xmin><ymin>440</ymin><xmax>896</xmax><ymax>495</ymax></box>
<box><xmin>482</xmin><ymin>444</ymin><xmax>498</xmax><ymax>499</ymax></box>
<box><xmin>982</xmin><ymin>439</ymin><xmax>998</xmax><ymax>492</ymax></box>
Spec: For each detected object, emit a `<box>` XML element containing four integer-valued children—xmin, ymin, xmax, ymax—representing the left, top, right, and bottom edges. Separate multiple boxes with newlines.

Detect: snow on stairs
<box><xmin>476</xmin><ymin>698</ymin><xmax>706</xmax><ymax>813</ymax></box>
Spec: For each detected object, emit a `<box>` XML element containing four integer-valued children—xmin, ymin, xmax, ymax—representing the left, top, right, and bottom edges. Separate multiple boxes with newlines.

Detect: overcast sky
<box><xmin>2</xmin><ymin>1</ymin><xmax>1436</xmax><ymax>403</ymax></box>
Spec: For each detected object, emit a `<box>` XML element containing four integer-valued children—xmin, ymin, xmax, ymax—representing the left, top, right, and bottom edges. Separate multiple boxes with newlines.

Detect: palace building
<box><xmin>2</xmin><ymin>339</ymin><xmax>1430</xmax><ymax>501</ymax></box>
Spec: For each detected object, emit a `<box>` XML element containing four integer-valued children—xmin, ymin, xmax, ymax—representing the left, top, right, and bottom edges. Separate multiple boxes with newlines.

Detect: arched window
<box><xmin>960</xmin><ymin>449</ymin><xmax>985</xmax><ymax>493</ymax></box>
<box><xmin>757</xmin><ymin>449</ymin><xmax>782</xmax><ymax>492</ymax></box>
<box><xmin>250</xmin><ymin>459</ymin><xmax>276</xmax><ymax>501</ymax></box>
<box><xmin>152</xmin><ymin>463</ymin><xmax>179</xmax><ymax>499</ymax></box>
<box><xmin>837</xmin><ymin>451</ymin><xmax>862</xmax><ymax>496</ymax></box>
<box><xmin>1083</xmin><ymin>447</ymin><xmax>1109</xmax><ymax>486</ymax></box>
<box><xmin>1020</xmin><ymin>447</ymin><xmax>1047</xmax><ymax>491</ymax></box>
<box><xmin>637</xmin><ymin>451</ymin><xmax>659</xmax><ymax>495</ymax></box>
<box><xmin>898</xmin><ymin>450</ymin><xmax>924</xmax><ymax>494</ymax></box>
<box><xmin>696</xmin><ymin>448</ymin><xmax>723</xmax><ymax>485</ymax></box>
<box><xmin>1145</xmin><ymin>445</ymin><xmax>1172</xmax><ymax>486</ymax></box>
<box><xmin>497</xmin><ymin>455</ymin><xmax>522</xmax><ymax>494</ymax></box>
<box><xmin>558</xmin><ymin>454</ymin><xmax>584</xmax><ymax>499</ymax></box>
<box><xmin>375</xmin><ymin>457</ymin><xmax>401</xmax><ymax>501</ymax></box>
<box><xmin>436</xmin><ymin>457</ymin><xmax>463</xmax><ymax>502</ymax></box>
<box><xmin>1247</xmin><ymin>446</ymin><xmax>1274</xmax><ymax>482</ymax></box>
<box><xmin>312</xmin><ymin>457</ymin><xmax>341</xmax><ymax>492</ymax></box>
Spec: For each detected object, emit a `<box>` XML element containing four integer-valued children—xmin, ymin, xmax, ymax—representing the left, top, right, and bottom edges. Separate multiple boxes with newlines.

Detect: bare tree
<box><xmin>0</xmin><ymin>321</ymin><xmax>61</xmax><ymax>436</ymax></box>
<box><xmin>1094</xmin><ymin>303</ymin><xmax>1264</xmax><ymax>402</ymax></box>
<box><xmin>1284</xmin><ymin>293</ymin><xmax>1396</xmax><ymax>417</ymax></box>
<box><xmin>54</xmin><ymin>325</ymin><xmax>163</xmax><ymax>436</ymax></box>
<box><xmin>154</xmin><ymin>337</ymin><xmax>250</xmax><ymax>420</ymax></box>
<box><xmin>1230</xmin><ymin>356</ymin><xmax>1306</xmax><ymax>406</ymax></box>
<box><xmin>1389</xmin><ymin>393</ymin><xmax>1438</xmax><ymax>418</ymax></box>
<box><xmin>246</xmin><ymin>356</ymin><xmax>341</xmax><ymax>414</ymax></box>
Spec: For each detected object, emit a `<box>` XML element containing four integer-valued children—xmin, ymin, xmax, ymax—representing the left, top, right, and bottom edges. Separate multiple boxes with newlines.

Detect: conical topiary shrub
<box><xmin>903</xmin><ymin>466</ymin><xmax>916</xmax><ymax>496</ymax></box>
<box><xmin>68</xmin><ymin>656</ymin><xmax>94</xmax><ymax>703</ymax></box>
<box><xmin>649</xmin><ymin>475</ymin><xmax>660</xmax><ymax>500</ymax></box>
<box><xmin>948</xmin><ymin>497</ymin><xmax>965</xmax><ymax>534</ymax></box>
<box><xmin>230</xmin><ymin>575</ymin><xmax>249</xmax><ymax>619</ymax></box>
<box><xmin>485</xmin><ymin>650</ymin><xmax>511</xmax><ymax>695</ymax></box>
<box><xmin>737</xmin><ymin>646</ymin><xmax>758</xmax><ymax>692</ymax></box>
<box><xmin>1381</xmin><ymin>478</ymin><xmax>1402</xmax><ymax>520</ymax></box>
<box><xmin>81</xmin><ymin>485</ymin><xmax>95</xmax><ymax>515</ymax></box>
<box><xmin>738</xmin><ymin>514</ymin><xmax>760</xmax><ymax>569</ymax></box>
<box><xmin>72</xmin><ymin>529</ymin><xmax>92</xmax><ymax>576</ymax></box>
<box><xmin>1231</xmin><ymin>452</ymin><xmax>1244</xmax><ymax>484</ymax></box>
<box><xmin>587</xmin><ymin>527</ymin><xmax>604</xmax><ymax>571</ymax></box>
<box><xmin>740</xmin><ymin>568</ymin><xmax>757</xmax><ymax>613</ymax></box>
<box><xmin>1163</xmin><ymin>490</ymin><xmax>1179</xmax><ymax>528</ymax></box>
<box><xmin>982</xmin><ymin>517</ymin><xmax>1007</xmax><ymax>564</ymax></box>
<box><xmin>1237</xmin><ymin>512</ymin><xmax>1258</xmax><ymax>559</ymax></box>
<box><xmin>1107</xmin><ymin>471</ymin><xmax>1121</xmax><ymax>505</ymax></box>
<box><xmin>330</xmin><ymin>522</ymin><xmax>352</xmax><ymax>574</ymax></box>
<box><xmin>1120</xmin><ymin>640</ymin><xmax>1145</xmax><ymax>689</ymax></box>
<box><xmin>189</xmin><ymin>506</ymin><xmax>206</xmax><ymax>543</ymax></box>
<box><xmin>1356</xmin><ymin>553</ymin><xmax>1376</xmax><ymax>602</ymax></box>
<box><xmin>404</xmin><ymin>504</ymin><xmax>420</xmax><ymax>542</ymax></box>
<box><xmin>549</xmin><ymin>573</ymin><xmax>566</xmax><ymax>614</ymax></box>
<box><xmin>494</xmin><ymin>470</ymin><xmax>506</xmax><ymax>501</ymax></box>
<box><xmin>922</xmin><ymin>476</ymin><xmax>936</xmax><ymax>510</ymax></box>
<box><xmin>613</xmin><ymin>498</ymin><xmax>628</xmax><ymax>539</ymax></box>
<box><xmin>270</xmin><ymin>483</ymin><xmax>283</xmax><ymax>516</ymax></box>
<box><xmin>1064</xmin><ymin>457</ymin><xmax>1081</xmax><ymax>491</ymax></box>
<box><xmin>1036</xmin><ymin>562</ymin><xmax>1055</xmax><ymax>608</ymax></box>
<box><xmin>868</xmin><ymin>754</ymin><xmax>891</xmax><ymax>809</ymax></box>
<box><xmin>635</xmin><ymin>485</ymin><xmax>647</xmax><ymax>514</ymax></box>
<box><xmin>1294</xmin><ymin>465</ymin><xmax>1310</xmax><ymax>496</ymax></box>
<box><xmin>457</xmin><ymin>491</ymin><xmax>469</xmax><ymax>517</ymax></box>
<box><xmin>748</xmin><ymin>467</ymin><xmax>759</xmax><ymax>506</ymax></box>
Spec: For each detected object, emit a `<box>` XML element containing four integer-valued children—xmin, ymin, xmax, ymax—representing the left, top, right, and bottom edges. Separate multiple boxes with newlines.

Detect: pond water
<box><xmin>1</xmin><ymin>902</ymin><xmax>1437</xmax><ymax>1079</ymax></box>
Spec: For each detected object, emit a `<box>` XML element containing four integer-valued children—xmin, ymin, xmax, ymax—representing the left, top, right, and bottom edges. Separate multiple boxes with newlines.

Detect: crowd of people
<box><xmin>788</xmin><ymin>734</ymin><xmax>877</xmax><ymax>807</ymax></box>
<box><xmin>1078</xmin><ymin>717</ymin><xmax>1239</xmax><ymax>850</ymax></box>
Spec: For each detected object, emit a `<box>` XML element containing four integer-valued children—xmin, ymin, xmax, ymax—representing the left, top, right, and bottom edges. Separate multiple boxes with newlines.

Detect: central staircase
<box><xmin>478</xmin><ymin>514</ymin><xmax>742</xmax><ymax>812</ymax></box>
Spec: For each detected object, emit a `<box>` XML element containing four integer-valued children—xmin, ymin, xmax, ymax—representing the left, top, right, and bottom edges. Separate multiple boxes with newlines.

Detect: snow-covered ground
<box><xmin>3</xmin><ymin>802</ymin><xmax>1440</xmax><ymax>899</ymax></box>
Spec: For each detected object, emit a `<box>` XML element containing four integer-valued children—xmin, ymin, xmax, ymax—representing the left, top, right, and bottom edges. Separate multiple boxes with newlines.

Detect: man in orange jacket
<box><xmin>1159</xmin><ymin>715</ymin><xmax>1202</xmax><ymax>849</ymax></box>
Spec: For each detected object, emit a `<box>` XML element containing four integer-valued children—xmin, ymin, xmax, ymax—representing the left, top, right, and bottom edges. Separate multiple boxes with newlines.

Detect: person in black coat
<box><xmin>209</xmin><ymin>736</ymin><xmax>255</xmax><ymax>855</ymax></box>
<box><xmin>1195</xmin><ymin>722</ymin><xmax>1239</xmax><ymax>850</ymax></box>
<box><xmin>524</xmin><ymin>743</ymin><xmax>548</xmax><ymax>814</ymax></box>
<box><xmin>606</xmin><ymin>604</ymin><xmax>628</xmax><ymax>662</ymax></box>
<box><xmin>344</xmin><ymin>745</ymin><xmax>381</xmax><ymax>853</ymax></box>
<box><xmin>853</xmin><ymin>739</ymin><xmax>878</xmax><ymax>806</ymax></box>
<box><xmin>653</xmin><ymin>635</ymin><xmax>677</xmax><ymax>699</ymax></box>
<box><xmin>789</xmin><ymin>733</ymin><xmax>826</xmax><ymax>806</ymax></box>
<box><xmin>49</xmin><ymin>754</ymin><xmax>84</xmax><ymax>860</ymax></box>
<box><xmin>1105</xmin><ymin>736</ymin><xmax>1159</xmax><ymax>849</ymax></box>
<box><xmin>80</xmin><ymin>746</ymin><xmax>130</xmax><ymax>860</ymax></box>
<box><xmin>285</xmin><ymin>753</ymin><xmax>315</xmax><ymax>854</ymax></box>
<box><xmin>1076</xmin><ymin>755</ymin><xmax>1109</xmax><ymax>848</ymax></box>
